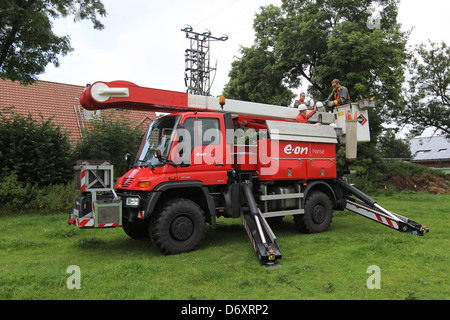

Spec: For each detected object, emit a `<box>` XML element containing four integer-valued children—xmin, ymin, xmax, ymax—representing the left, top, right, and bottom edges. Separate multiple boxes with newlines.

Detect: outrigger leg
<box><xmin>241</xmin><ymin>181</ymin><xmax>282</xmax><ymax>267</ymax></box>
<box><xmin>339</xmin><ymin>178</ymin><xmax>429</xmax><ymax>236</ymax></box>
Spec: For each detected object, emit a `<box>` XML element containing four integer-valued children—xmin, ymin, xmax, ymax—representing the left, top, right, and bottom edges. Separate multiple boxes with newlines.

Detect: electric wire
<box><xmin>193</xmin><ymin>0</ymin><xmax>240</xmax><ymax>28</ymax></box>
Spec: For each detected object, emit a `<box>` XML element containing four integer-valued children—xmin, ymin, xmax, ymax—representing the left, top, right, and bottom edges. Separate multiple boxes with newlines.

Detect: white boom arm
<box><xmin>80</xmin><ymin>80</ymin><xmax>373</xmax><ymax>141</ymax></box>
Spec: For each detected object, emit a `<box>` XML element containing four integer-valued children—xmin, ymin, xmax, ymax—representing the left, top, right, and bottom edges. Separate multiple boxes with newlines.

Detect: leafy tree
<box><xmin>223</xmin><ymin>0</ymin><xmax>410</xmax><ymax>178</ymax></box>
<box><xmin>225</xmin><ymin>0</ymin><xmax>408</xmax><ymax>119</ymax></box>
<box><xmin>223</xmin><ymin>4</ymin><xmax>294</xmax><ymax>106</ymax></box>
<box><xmin>377</xmin><ymin>129</ymin><xmax>412</xmax><ymax>159</ymax></box>
<box><xmin>223</xmin><ymin>45</ymin><xmax>295</xmax><ymax>106</ymax></box>
<box><xmin>401</xmin><ymin>41</ymin><xmax>450</xmax><ymax>138</ymax></box>
<box><xmin>0</xmin><ymin>0</ymin><xmax>106</xmax><ymax>84</ymax></box>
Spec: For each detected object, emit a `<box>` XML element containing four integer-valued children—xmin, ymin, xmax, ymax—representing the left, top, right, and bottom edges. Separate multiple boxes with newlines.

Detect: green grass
<box><xmin>0</xmin><ymin>192</ymin><xmax>448</xmax><ymax>300</ymax></box>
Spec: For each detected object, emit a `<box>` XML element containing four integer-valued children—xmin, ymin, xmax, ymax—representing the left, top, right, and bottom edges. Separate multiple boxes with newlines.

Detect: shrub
<box><xmin>0</xmin><ymin>107</ymin><xmax>73</xmax><ymax>186</ymax></box>
<box><xmin>30</xmin><ymin>182</ymin><xmax>78</xmax><ymax>212</ymax></box>
<box><xmin>0</xmin><ymin>173</ymin><xmax>29</xmax><ymax>208</ymax></box>
<box><xmin>0</xmin><ymin>173</ymin><xmax>76</xmax><ymax>213</ymax></box>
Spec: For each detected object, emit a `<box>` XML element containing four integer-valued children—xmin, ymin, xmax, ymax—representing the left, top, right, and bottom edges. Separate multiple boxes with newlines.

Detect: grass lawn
<box><xmin>0</xmin><ymin>192</ymin><xmax>448</xmax><ymax>300</ymax></box>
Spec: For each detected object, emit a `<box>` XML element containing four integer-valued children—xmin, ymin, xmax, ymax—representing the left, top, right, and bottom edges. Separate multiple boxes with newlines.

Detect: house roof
<box><xmin>410</xmin><ymin>136</ymin><xmax>450</xmax><ymax>162</ymax></box>
<box><xmin>0</xmin><ymin>79</ymin><xmax>157</xmax><ymax>143</ymax></box>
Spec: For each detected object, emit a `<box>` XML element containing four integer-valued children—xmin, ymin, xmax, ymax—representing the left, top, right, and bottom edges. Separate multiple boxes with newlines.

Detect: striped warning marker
<box><xmin>375</xmin><ymin>214</ymin><xmax>399</xmax><ymax>229</ymax></box>
<box><xmin>97</xmin><ymin>223</ymin><xmax>121</xmax><ymax>228</ymax></box>
<box><xmin>81</xmin><ymin>170</ymin><xmax>86</xmax><ymax>191</ymax></box>
<box><xmin>76</xmin><ymin>218</ymin><xmax>94</xmax><ymax>227</ymax></box>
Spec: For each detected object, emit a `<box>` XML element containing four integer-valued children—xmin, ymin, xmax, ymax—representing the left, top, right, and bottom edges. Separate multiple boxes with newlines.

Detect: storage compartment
<box><xmin>257</xmin><ymin>129</ymin><xmax>337</xmax><ymax>181</ymax></box>
<box><xmin>306</xmin><ymin>158</ymin><xmax>336</xmax><ymax>179</ymax></box>
<box><xmin>74</xmin><ymin>194</ymin><xmax>92</xmax><ymax>218</ymax></box>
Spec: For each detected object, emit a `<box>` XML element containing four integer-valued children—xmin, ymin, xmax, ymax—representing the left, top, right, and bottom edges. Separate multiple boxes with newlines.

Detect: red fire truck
<box><xmin>68</xmin><ymin>81</ymin><xmax>428</xmax><ymax>266</ymax></box>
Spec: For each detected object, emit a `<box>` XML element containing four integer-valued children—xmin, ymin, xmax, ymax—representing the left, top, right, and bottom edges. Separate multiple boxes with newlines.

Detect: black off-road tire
<box><xmin>150</xmin><ymin>198</ymin><xmax>206</xmax><ymax>254</ymax></box>
<box><xmin>122</xmin><ymin>219</ymin><xmax>149</xmax><ymax>239</ymax></box>
<box><xmin>294</xmin><ymin>191</ymin><xmax>333</xmax><ymax>233</ymax></box>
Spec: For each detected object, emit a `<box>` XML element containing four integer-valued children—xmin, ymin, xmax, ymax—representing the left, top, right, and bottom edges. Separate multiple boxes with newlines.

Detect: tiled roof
<box><xmin>410</xmin><ymin>136</ymin><xmax>450</xmax><ymax>161</ymax></box>
<box><xmin>0</xmin><ymin>79</ymin><xmax>157</xmax><ymax>143</ymax></box>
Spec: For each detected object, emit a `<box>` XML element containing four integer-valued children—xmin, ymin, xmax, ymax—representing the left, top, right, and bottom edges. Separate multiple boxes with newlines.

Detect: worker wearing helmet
<box><xmin>326</xmin><ymin>79</ymin><xmax>351</xmax><ymax>107</ymax></box>
<box><xmin>296</xmin><ymin>104</ymin><xmax>317</xmax><ymax>123</ymax></box>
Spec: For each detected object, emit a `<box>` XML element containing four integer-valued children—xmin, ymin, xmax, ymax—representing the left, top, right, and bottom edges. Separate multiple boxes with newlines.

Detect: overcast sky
<box><xmin>40</xmin><ymin>0</ymin><xmax>450</xmax><ymax>98</ymax></box>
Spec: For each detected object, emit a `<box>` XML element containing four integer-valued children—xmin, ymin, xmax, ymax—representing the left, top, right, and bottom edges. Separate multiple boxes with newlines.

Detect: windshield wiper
<box><xmin>134</xmin><ymin>160</ymin><xmax>155</xmax><ymax>170</ymax></box>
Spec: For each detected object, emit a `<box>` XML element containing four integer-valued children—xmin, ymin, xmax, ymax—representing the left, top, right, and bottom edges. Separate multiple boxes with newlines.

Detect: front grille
<box><xmin>121</xmin><ymin>178</ymin><xmax>135</xmax><ymax>188</ymax></box>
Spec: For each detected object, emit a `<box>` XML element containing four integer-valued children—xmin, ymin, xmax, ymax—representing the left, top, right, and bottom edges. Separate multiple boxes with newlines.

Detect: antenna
<box><xmin>181</xmin><ymin>25</ymin><xmax>228</xmax><ymax>96</ymax></box>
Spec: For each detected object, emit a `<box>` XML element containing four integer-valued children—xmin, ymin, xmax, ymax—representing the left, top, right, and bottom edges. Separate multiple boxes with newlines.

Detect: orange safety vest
<box><xmin>296</xmin><ymin>109</ymin><xmax>316</xmax><ymax>123</ymax></box>
<box><xmin>333</xmin><ymin>86</ymin><xmax>351</xmax><ymax>105</ymax></box>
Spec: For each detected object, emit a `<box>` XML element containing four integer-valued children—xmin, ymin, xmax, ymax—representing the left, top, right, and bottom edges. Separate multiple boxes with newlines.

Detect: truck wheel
<box><xmin>122</xmin><ymin>219</ymin><xmax>149</xmax><ymax>239</ymax></box>
<box><xmin>150</xmin><ymin>198</ymin><xmax>206</xmax><ymax>254</ymax></box>
<box><xmin>294</xmin><ymin>191</ymin><xmax>333</xmax><ymax>234</ymax></box>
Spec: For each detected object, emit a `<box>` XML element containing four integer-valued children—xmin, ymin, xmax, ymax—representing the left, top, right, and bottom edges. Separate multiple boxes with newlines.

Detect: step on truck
<box><xmin>68</xmin><ymin>81</ymin><xmax>429</xmax><ymax>266</ymax></box>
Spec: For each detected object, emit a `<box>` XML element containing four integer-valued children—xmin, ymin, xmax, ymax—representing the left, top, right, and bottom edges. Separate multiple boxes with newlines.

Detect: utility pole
<box><xmin>181</xmin><ymin>25</ymin><xmax>228</xmax><ymax>96</ymax></box>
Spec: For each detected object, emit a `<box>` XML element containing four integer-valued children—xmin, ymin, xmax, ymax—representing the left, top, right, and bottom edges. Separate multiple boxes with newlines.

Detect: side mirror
<box><xmin>154</xmin><ymin>150</ymin><xmax>162</xmax><ymax>159</ymax></box>
<box><xmin>124</xmin><ymin>153</ymin><xmax>132</xmax><ymax>167</ymax></box>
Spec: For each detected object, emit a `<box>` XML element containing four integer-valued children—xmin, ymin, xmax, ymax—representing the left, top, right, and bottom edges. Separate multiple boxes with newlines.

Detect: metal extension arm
<box><xmin>240</xmin><ymin>181</ymin><xmax>282</xmax><ymax>266</ymax></box>
<box><xmin>339</xmin><ymin>179</ymin><xmax>429</xmax><ymax>236</ymax></box>
<box><xmin>79</xmin><ymin>81</ymin><xmax>299</xmax><ymax>122</ymax></box>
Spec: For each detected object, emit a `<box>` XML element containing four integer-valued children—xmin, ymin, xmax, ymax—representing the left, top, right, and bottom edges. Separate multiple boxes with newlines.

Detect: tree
<box><xmin>0</xmin><ymin>0</ymin><xmax>106</xmax><ymax>84</ymax></box>
<box><xmin>224</xmin><ymin>0</ymin><xmax>408</xmax><ymax>121</ymax></box>
<box><xmin>223</xmin><ymin>4</ymin><xmax>295</xmax><ymax>106</ymax></box>
<box><xmin>401</xmin><ymin>41</ymin><xmax>450</xmax><ymax>138</ymax></box>
<box><xmin>377</xmin><ymin>129</ymin><xmax>412</xmax><ymax>159</ymax></box>
<box><xmin>223</xmin><ymin>0</ymin><xmax>409</xmax><ymax>177</ymax></box>
<box><xmin>223</xmin><ymin>45</ymin><xmax>295</xmax><ymax>106</ymax></box>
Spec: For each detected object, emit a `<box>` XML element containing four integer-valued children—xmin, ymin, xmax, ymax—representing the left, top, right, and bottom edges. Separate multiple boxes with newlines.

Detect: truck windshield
<box><xmin>135</xmin><ymin>115</ymin><xmax>179</xmax><ymax>167</ymax></box>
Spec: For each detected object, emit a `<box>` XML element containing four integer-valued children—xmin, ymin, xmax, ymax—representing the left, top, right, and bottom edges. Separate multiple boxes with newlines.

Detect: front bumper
<box><xmin>68</xmin><ymin>193</ymin><xmax>122</xmax><ymax>228</ymax></box>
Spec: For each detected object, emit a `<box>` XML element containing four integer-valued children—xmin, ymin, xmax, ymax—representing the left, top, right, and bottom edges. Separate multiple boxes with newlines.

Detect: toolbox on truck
<box><xmin>258</xmin><ymin>121</ymin><xmax>338</xmax><ymax>181</ymax></box>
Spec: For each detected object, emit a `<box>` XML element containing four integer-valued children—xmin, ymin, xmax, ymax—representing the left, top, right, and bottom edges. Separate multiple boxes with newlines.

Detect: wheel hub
<box><xmin>312</xmin><ymin>205</ymin><xmax>326</xmax><ymax>224</ymax></box>
<box><xmin>170</xmin><ymin>215</ymin><xmax>194</xmax><ymax>241</ymax></box>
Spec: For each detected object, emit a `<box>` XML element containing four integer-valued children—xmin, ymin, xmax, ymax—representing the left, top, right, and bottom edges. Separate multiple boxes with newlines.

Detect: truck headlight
<box><xmin>126</xmin><ymin>197</ymin><xmax>140</xmax><ymax>207</ymax></box>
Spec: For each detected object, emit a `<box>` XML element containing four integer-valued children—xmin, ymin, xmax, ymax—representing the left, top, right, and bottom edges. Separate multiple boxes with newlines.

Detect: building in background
<box><xmin>0</xmin><ymin>79</ymin><xmax>157</xmax><ymax>144</ymax></box>
<box><xmin>410</xmin><ymin>136</ymin><xmax>450</xmax><ymax>174</ymax></box>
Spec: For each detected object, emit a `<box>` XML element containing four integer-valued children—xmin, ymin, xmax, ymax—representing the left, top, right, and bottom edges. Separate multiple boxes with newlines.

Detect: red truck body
<box><xmin>69</xmin><ymin>81</ymin><xmax>428</xmax><ymax>266</ymax></box>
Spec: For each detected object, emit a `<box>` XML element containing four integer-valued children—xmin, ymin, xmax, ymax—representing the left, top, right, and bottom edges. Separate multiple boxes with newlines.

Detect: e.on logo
<box><xmin>284</xmin><ymin>144</ymin><xmax>308</xmax><ymax>156</ymax></box>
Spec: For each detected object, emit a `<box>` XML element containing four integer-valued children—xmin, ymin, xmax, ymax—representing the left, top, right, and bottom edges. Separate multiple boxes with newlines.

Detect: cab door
<box><xmin>174</xmin><ymin>115</ymin><xmax>229</xmax><ymax>185</ymax></box>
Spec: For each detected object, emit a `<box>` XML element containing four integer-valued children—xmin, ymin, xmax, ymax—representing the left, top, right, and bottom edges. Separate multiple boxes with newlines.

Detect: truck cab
<box><xmin>117</xmin><ymin>112</ymin><xmax>233</xmax><ymax>191</ymax></box>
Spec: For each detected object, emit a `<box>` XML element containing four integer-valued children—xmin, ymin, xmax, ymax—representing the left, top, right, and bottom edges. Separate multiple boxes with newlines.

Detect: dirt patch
<box><xmin>387</xmin><ymin>173</ymin><xmax>450</xmax><ymax>194</ymax></box>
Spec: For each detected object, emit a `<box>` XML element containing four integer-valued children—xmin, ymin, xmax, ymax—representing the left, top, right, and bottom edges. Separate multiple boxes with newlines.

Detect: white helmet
<box><xmin>298</xmin><ymin>104</ymin><xmax>307</xmax><ymax>111</ymax></box>
<box><xmin>306</xmin><ymin>99</ymin><xmax>315</xmax><ymax>107</ymax></box>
